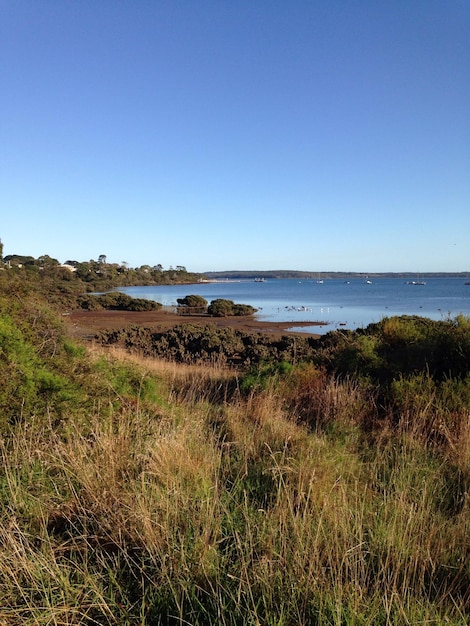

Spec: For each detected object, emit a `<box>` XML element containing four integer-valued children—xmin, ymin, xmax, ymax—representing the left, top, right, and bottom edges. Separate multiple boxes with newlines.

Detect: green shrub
<box><xmin>0</xmin><ymin>314</ymin><xmax>40</xmax><ymax>421</ymax></box>
<box><xmin>97</xmin><ymin>324</ymin><xmax>317</xmax><ymax>367</ymax></box>
<box><xmin>232</xmin><ymin>303</ymin><xmax>258</xmax><ymax>316</ymax></box>
<box><xmin>80</xmin><ymin>292</ymin><xmax>161</xmax><ymax>311</ymax></box>
<box><xmin>177</xmin><ymin>294</ymin><xmax>208</xmax><ymax>308</ymax></box>
<box><xmin>207</xmin><ymin>298</ymin><xmax>234</xmax><ymax>317</ymax></box>
<box><xmin>240</xmin><ymin>360</ymin><xmax>294</xmax><ymax>392</ymax></box>
<box><xmin>207</xmin><ymin>298</ymin><xmax>257</xmax><ymax>317</ymax></box>
<box><xmin>318</xmin><ymin>315</ymin><xmax>470</xmax><ymax>383</ymax></box>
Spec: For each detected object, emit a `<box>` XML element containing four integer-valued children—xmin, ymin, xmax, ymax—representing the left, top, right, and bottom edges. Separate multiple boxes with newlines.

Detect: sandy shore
<box><xmin>67</xmin><ymin>309</ymin><xmax>323</xmax><ymax>339</ymax></box>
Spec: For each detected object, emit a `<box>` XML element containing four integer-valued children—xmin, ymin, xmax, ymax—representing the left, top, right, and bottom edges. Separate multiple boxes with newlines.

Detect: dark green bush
<box><xmin>80</xmin><ymin>292</ymin><xmax>161</xmax><ymax>312</ymax></box>
<box><xmin>207</xmin><ymin>299</ymin><xmax>257</xmax><ymax>317</ymax></box>
<box><xmin>97</xmin><ymin>323</ymin><xmax>317</xmax><ymax>367</ymax></box>
<box><xmin>207</xmin><ymin>299</ymin><xmax>234</xmax><ymax>317</ymax></box>
<box><xmin>317</xmin><ymin>315</ymin><xmax>470</xmax><ymax>383</ymax></box>
<box><xmin>232</xmin><ymin>303</ymin><xmax>258</xmax><ymax>316</ymax></box>
<box><xmin>240</xmin><ymin>360</ymin><xmax>294</xmax><ymax>392</ymax></box>
<box><xmin>177</xmin><ymin>294</ymin><xmax>208</xmax><ymax>308</ymax></box>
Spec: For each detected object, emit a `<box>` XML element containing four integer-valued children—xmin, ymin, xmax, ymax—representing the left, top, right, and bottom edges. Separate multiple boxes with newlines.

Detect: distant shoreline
<box><xmin>203</xmin><ymin>271</ymin><xmax>470</xmax><ymax>280</ymax></box>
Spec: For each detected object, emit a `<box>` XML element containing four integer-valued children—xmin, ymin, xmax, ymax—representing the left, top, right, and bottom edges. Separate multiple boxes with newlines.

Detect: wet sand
<box><xmin>67</xmin><ymin>309</ymin><xmax>322</xmax><ymax>340</ymax></box>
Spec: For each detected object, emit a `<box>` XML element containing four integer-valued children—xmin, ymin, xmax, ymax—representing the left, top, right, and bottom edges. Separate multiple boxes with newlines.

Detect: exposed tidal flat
<box><xmin>118</xmin><ymin>277</ymin><xmax>470</xmax><ymax>334</ymax></box>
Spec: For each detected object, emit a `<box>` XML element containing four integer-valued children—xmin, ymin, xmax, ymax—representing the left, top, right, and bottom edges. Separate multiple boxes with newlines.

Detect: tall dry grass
<box><xmin>0</xmin><ymin>348</ymin><xmax>468</xmax><ymax>624</ymax></box>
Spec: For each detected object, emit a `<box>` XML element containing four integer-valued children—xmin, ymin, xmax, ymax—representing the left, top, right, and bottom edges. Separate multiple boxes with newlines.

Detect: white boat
<box><xmin>406</xmin><ymin>274</ymin><xmax>426</xmax><ymax>285</ymax></box>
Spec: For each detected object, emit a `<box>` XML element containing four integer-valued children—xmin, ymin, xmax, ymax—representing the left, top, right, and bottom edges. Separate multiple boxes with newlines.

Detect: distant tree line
<box><xmin>204</xmin><ymin>270</ymin><xmax>470</xmax><ymax>280</ymax></box>
<box><xmin>1</xmin><ymin>252</ymin><xmax>205</xmax><ymax>294</ymax></box>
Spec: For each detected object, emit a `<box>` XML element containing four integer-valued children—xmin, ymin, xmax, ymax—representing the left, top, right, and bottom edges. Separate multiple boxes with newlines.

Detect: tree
<box><xmin>232</xmin><ymin>303</ymin><xmax>257</xmax><ymax>316</ymax></box>
<box><xmin>177</xmin><ymin>295</ymin><xmax>208</xmax><ymax>309</ymax></box>
<box><xmin>207</xmin><ymin>299</ymin><xmax>234</xmax><ymax>317</ymax></box>
<box><xmin>4</xmin><ymin>254</ymin><xmax>35</xmax><ymax>266</ymax></box>
<box><xmin>75</xmin><ymin>262</ymin><xmax>92</xmax><ymax>280</ymax></box>
<box><xmin>0</xmin><ymin>239</ymin><xmax>3</xmax><ymax>263</ymax></box>
<box><xmin>208</xmin><ymin>299</ymin><xmax>257</xmax><ymax>317</ymax></box>
<box><xmin>176</xmin><ymin>294</ymin><xmax>208</xmax><ymax>315</ymax></box>
<box><xmin>37</xmin><ymin>255</ymin><xmax>60</xmax><ymax>268</ymax></box>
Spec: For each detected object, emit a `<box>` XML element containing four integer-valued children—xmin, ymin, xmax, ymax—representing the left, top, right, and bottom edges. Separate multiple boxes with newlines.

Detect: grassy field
<box><xmin>0</xmin><ymin>268</ymin><xmax>469</xmax><ymax>624</ymax></box>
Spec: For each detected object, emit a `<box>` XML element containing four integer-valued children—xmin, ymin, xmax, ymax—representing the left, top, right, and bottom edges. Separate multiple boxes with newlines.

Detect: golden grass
<box><xmin>0</xmin><ymin>344</ymin><xmax>468</xmax><ymax>624</ymax></box>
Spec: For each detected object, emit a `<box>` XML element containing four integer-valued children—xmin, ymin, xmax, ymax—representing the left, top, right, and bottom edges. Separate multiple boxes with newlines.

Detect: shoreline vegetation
<box><xmin>0</xmin><ymin>250</ymin><xmax>469</xmax><ymax>624</ymax></box>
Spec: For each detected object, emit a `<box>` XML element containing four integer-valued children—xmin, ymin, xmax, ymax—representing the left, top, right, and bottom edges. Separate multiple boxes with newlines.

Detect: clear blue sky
<box><xmin>1</xmin><ymin>1</ymin><xmax>469</xmax><ymax>272</ymax></box>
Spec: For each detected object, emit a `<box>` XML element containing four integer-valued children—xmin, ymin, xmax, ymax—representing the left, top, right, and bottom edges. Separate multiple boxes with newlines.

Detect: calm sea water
<box><xmin>118</xmin><ymin>278</ymin><xmax>470</xmax><ymax>335</ymax></box>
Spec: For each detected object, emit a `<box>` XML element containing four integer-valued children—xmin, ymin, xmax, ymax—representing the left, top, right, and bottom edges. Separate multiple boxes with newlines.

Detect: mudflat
<box><xmin>68</xmin><ymin>309</ymin><xmax>322</xmax><ymax>339</ymax></box>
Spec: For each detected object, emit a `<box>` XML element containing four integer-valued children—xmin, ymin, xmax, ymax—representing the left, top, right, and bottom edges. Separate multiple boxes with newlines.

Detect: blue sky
<box><xmin>1</xmin><ymin>1</ymin><xmax>469</xmax><ymax>272</ymax></box>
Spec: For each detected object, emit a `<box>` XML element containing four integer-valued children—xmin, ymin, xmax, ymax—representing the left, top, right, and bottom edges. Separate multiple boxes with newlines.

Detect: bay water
<box><xmin>118</xmin><ymin>278</ymin><xmax>470</xmax><ymax>335</ymax></box>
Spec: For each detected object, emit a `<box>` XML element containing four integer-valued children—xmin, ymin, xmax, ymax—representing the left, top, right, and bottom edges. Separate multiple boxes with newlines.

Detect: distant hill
<box><xmin>203</xmin><ymin>270</ymin><xmax>470</xmax><ymax>280</ymax></box>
